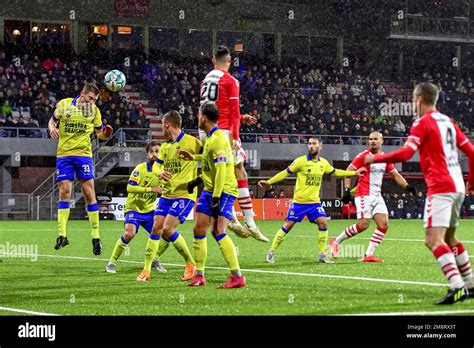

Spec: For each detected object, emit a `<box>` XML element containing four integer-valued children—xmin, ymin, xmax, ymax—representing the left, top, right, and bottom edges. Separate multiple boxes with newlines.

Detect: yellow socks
<box><xmin>144</xmin><ymin>234</ymin><xmax>160</xmax><ymax>272</ymax></box>
<box><xmin>318</xmin><ymin>228</ymin><xmax>328</xmax><ymax>254</ymax></box>
<box><xmin>193</xmin><ymin>235</ymin><xmax>207</xmax><ymax>275</ymax></box>
<box><xmin>156</xmin><ymin>238</ymin><xmax>170</xmax><ymax>259</ymax></box>
<box><xmin>169</xmin><ymin>232</ymin><xmax>195</xmax><ymax>265</ymax></box>
<box><xmin>57</xmin><ymin>201</ymin><xmax>70</xmax><ymax>237</ymax></box>
<box><xmin>86</xmin><ymin>203</ymin><xmax>100</xmax><ymax>239</ymax></box>
<box><xmin>216</xmin><ymin>233</ymin><xmax>240</xmax><ymax>272</ymax></box>
<box><xmin>271</xmin><ymin>227</ymin><xmax>289</xmax><ymax>252</ymax></box>
<box><xmin>110</xmin><ymin>236</ymin><xmax>128</xmax><ymax>263</ymax></box>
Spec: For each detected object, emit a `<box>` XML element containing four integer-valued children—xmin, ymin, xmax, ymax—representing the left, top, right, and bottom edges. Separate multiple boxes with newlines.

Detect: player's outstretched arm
<box><xmin>331</xmin><ymin>167</ymin><xmax>366</xmax><ymax>178</ymax></box>
<box><xmin>264</xmin><ymin>168</ymin><xmax>291</xmax><ymax>187</ymax></box>
<box><xmin>388</xmin><ymin>169</ymin><xmax>417</xmax><ymax>195</ymax></box>
<box><xmin>365</xmin><ymin>145</ymin><xmax>416</xmax><ymax>165</ymax></box>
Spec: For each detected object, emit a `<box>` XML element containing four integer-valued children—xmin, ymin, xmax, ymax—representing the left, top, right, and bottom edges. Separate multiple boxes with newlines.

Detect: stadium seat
<box><xmin>341</xmin><ymin>203</ymin><xmax>356</xmax><ymax>219</ymax></box>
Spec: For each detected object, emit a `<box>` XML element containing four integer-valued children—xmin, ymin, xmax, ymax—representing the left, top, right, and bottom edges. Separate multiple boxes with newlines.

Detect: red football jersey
<box><xmin>351</xmin><ymin>149</ymin><xmax>395</xmax><ymax>197</ymax></box>
<box><xmin>200</xmin><ymin>68</ymin><xmax>241</xmax><ymax>140</ymax></box>
<box><xmin>405</xmin><ymin>111</ymin><xmax>467</xmax><ymax>195</ymax></box>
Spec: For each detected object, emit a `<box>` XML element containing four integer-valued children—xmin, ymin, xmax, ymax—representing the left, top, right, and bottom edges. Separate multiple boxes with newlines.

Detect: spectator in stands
<box><xmin>278</xmin><ymin>190</ymin><xmax>286</xmax><ymax>198</ymax></box>
<box><xmin>264</xmin><ymin>189</ymin><xmax>277</xmax><ymax>198</ymax></box>
<box><xmin>17</xmin><ymin>116</ymin><xmax>29</xmax><ymax>137</ymax></box>
<box><xmin>260</xmin><ymin>105</ymin><xmax>271</xmax><ymax>124</ymax></box>
<box><xmin>2</xmin><ymin>115</ymin><xmax>15</xmax><ymax>136</ymax></box>
<box><xmin>392</xmin><ymin>116</ymin><xmax>406</xmax><ymax>137</ymax></box>
<box><xmin>249</xmin><ymin>189</ymin><xmax>255</xmax><ymax>199</ymax></box>
<box><xmin>1</xmin><ymin>99</ymin><xmax>12</xmax><ymax>117</ymax></box>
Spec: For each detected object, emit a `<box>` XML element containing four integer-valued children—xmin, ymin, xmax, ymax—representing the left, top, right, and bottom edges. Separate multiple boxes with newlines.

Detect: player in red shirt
<box><xmin>330</xmin><ymin>132</ymin><xmax>416</xmax><ymax>262</ymax></box>
<box><xmin>197</xmin><ymin>45</ymin><xmax>268</xmax><ymax>242</ymax></box>
<box><xmin>365</xmin><ymin>82</ymin><xmax>474</xmax><ymax>304</ymax></box>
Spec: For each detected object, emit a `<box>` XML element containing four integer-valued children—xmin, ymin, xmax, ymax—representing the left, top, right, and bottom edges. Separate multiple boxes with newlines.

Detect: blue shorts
<box><xmin>154</xmin><ymin>197</ymin><xmax>194</xmax><ymax>224</ymax></box>
<box><xmin>56</xmin><ymin>156</ymin><xmax>94</xmax><ymax>182</ymax></box>
<box><xmin>124</xmin><ymin>211</ymin><xmax>154</xmax><ymax>233</ymax></box>
<box><xmin>196</xmin><ymin>190</ymin><xmax>236</xmax><ymax>221</ymax></box>
<box><xmin>286</xmin><ymin>202</ymin><xmax>327</xmax><ymax>223</ymax></box>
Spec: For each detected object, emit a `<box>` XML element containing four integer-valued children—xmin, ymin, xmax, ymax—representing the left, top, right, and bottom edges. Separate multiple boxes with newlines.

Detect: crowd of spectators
<box><xmin>0</xmin><ymin>46</ymin><xmax>150</xmax><ymax>141</ymax></box>
<box><xmin>0</xmin><ymin>43</ymin><xmax>472</xmax><ymax>146</ymax></box>
<box><xmin>133</xmin><ymin>53</ymin><xmax>472</xmax><ymax>145</ymax></box>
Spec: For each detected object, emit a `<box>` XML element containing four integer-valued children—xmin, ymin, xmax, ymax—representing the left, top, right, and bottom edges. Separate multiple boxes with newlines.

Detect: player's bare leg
<box><xmin>267</xmin><ymin>220</ymin><xmax>295</xmax><ymax>264</ymax></box>
<box><xmin>55</xmin><ymin>180</ymin><xmax>72</xmax><ymax>250</ymax></box>
<box><xmin>81</xmin><ymin>179</ymin><xmax>101</xmax><ymax>255</ymax></box>
<box><xmin>362</xmin><ymin>214</ymin><xmax>388</xmax><ymax>262</ymax></box>
<box><xmin>107</xmin><ymin>223</ymin><xmax>137</xmax><ymax>273</ymax></box>
<box><xmin>234</xmin><ymin>162</ymin><xmax>268</xmax><ymax>242</ymax></box>
<box><xmin>212</xmin><ymin>215</ymin><xmax>246</xmax><ymax>289</ymax></box>
<box><xmin>315</xmin><ymin>216</ymin><xmax>333</xmax><ymax>263</ymax></box>
<box><xmin>189</xmin><ymin>213</ymin><xmax>210</xmax><ymax>286</ymax></box>
<box><xmin>445</xmin><ymin>226</ymin><xmax>473</xmax><ymax>297</ymax></box>
<box><xmin>331</xmin><ymin>218</ymin><xmax>370</xmax><ymax>258</ymax></box>
<box><xmin>425</xmin><ymin>227</ymin><xmax>467</xmax><ymax>304</ymax></box>
<box><xmin>162</xmin><ymin>215</ymin><xmax>196</xmax><ymax>281</ymax></box>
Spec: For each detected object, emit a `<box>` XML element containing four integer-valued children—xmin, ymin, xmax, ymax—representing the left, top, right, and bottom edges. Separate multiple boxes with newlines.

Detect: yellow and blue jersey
<box><xmin>201</xmin><ymin>127</ymin><xmax>238</xmax><ymax>198</ymax></box>
<box><xmin>126</xmin><ymin>161</ymin><xmax>161</xmax><ymax>214</ymax></box>
<box><xmin>52</xmin><ymin>96</ymin><xmax>103</xmax><ymax>158</ymax></box>
<box><xmin>153</xmin><ymin>132</ymin><xmax>202</xmax><ymax>201</ymax></box>
<box><xmin>286</xmin><ymin>155</ymin><xmax>335</xmax><ymax>204</ymax></box>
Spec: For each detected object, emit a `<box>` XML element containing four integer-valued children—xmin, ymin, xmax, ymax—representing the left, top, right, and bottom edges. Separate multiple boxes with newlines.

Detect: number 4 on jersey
<box><xmin>446</xmin><ymin>127</ymin><xmax>455</xmax><ymax>150</ymax></box>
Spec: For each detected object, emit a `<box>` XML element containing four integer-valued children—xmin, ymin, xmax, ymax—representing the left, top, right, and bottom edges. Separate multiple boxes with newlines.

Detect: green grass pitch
<box><xmin>1</xmin><ymin>219</ymin><xmax>474</xmax><ymax>316</ymax></box>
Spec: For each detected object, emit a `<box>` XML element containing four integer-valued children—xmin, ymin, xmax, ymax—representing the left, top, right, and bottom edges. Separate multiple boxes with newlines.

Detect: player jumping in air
<box><xmin>365</xmin><ymin>82</ymin><xmax>474</xmax><ymax>304</ymax></box>
<box><xmin>330</xmin><ymin>132</ymin><xmax>417</xmax><ymax>262</ymax></box>
<box><xmin>197</xmin><ymin>45</ymin><xmax>268</xmax><ymax>242</ymax></box>
<box><xmin>179</xmin><ymin>102</ymin><xmax>246</xmax><ymax>288</ymax></box>
<box><xmin>136</xmin><ymin>111</ymin><xmax>200</xmax><ymax>282</ymax></box>
<box><xmin>106</xmin><ymin>141</ymin><xmax>162</xmax><ymax>273</ymax></box>
<box><xmin>258</xmin><ymin>137</ymin><xmax>366</xmax><ymax>264</ymax></box>
<box><xmin>49</xmin><ymin>83</ymin><xmax>112</xmax><ymax>255</ymax></box>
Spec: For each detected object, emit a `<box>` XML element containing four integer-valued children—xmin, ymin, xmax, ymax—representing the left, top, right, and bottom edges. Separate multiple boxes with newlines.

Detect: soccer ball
<box><xmin>104</xmin><ymin>70</ymin><xmax>126</xmax><ymax>92</ymax></box>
